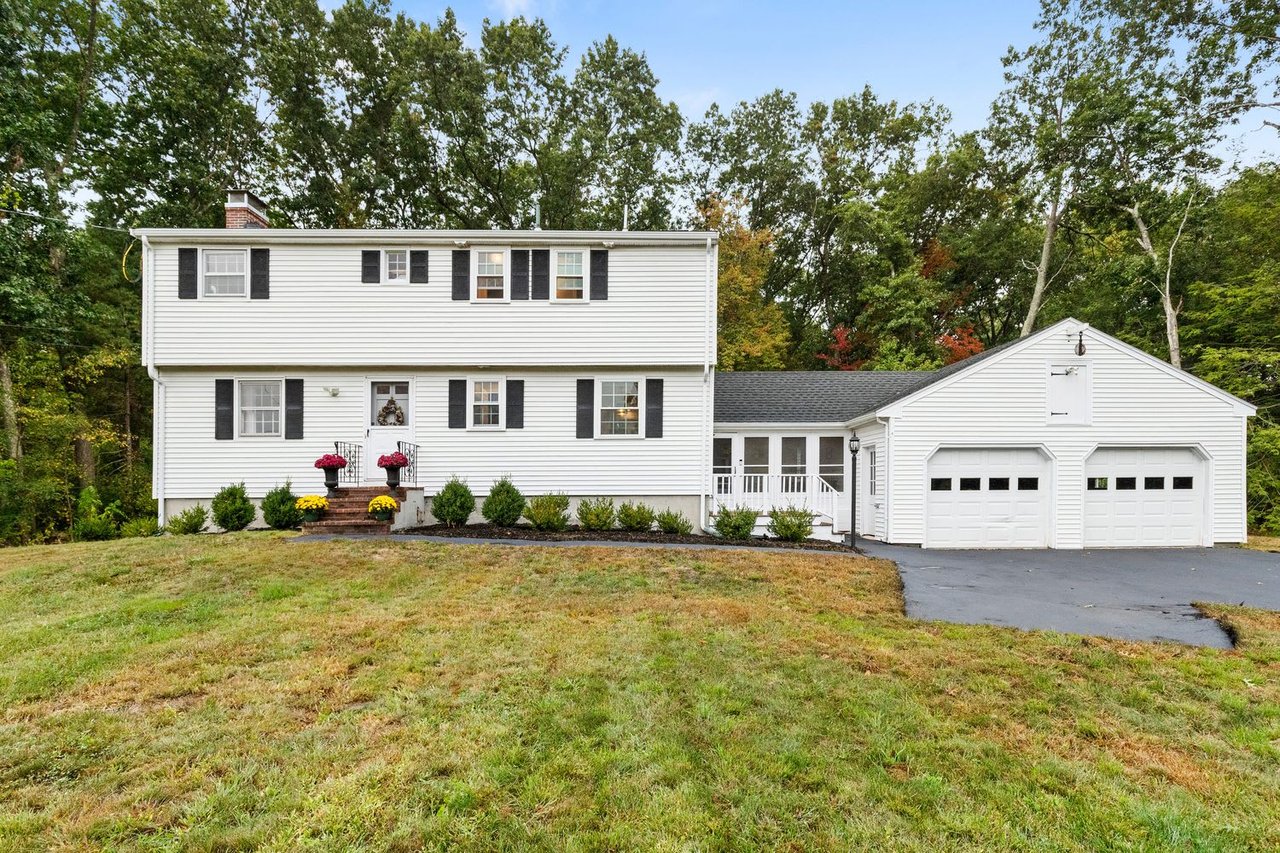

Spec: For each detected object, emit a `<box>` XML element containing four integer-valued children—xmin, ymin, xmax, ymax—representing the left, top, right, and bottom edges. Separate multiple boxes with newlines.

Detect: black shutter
<box><xmin>250</xmin><ymin>248</ymin><xmax>270</xmax><ymax>299</ymax></box>
<box><xmin>645</xmin><ymin>378</ymin><xmax>663</xmax><ymax>438</ymax></box>
<box><xmin>178</xmin><ymin>248</ymin><xmax>198</xmax><ymax>299</ymax></box>
<box><xmin>215</xmin><ymin>379</ymin><xmax>234</xmax><ymax>440</ymax></box>
<box><xmin>510</xmin><ymin>249</ymin><xmax>530</xmax><ymax>300</ymax></box>
<box><xmin>506</xmin><ymin>379</ymin><xmax>524</xmax><ymax>429</ymax></box>
<box><xmin>531</xmin><ymin>249</ymin><xmax>550</xmax><ymax>300</ymax></box>
<box><xmin>361</xmin><ymin>250</ymin><xmax>380</xmax><ymax>283</ymax></box>
<box><xmin>448</xmin><ymin>379</ymin><xmax>466</xmax><ymax>428</ymax></box>
<box><xmin>284</xmin><ymin>378</ymin><xmax>303</xmax><ymax>439</ymax></box>
<box><xmin>451</xmin><ymin>250</ymin><xmax>470</xmax><ymax>300</ymax></box>
<box><xmin>576</xmin><ymin>379</ymin><xmax>594</xmax><ymax>439</ymax></box>
<box><xmin>590</xmin><ymin>249</ymin><xmax>609</xmax><ymax>300</ymax></box>
<box><xmin>410</xmin><ymin>250</ymin><xmax>428</xmax><ymax>283</ymax></box>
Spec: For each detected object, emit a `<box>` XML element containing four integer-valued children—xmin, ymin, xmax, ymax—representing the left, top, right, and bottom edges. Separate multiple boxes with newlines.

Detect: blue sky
<box><xmin>394</xmin><ymin>0</ymin><xmax>1277</xmax><ymax>165</ymax></box>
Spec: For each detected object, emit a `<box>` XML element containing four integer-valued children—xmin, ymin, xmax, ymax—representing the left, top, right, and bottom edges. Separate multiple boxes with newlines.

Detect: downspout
<box><xmin>142</xmin><ymin>236</ymin><xmax>166</xmax><ymax>526</ymax></box>
<box><xmin>699</xmin><ymin>236</ymin><xmax>715</xmax><ymax>531</ymax></box>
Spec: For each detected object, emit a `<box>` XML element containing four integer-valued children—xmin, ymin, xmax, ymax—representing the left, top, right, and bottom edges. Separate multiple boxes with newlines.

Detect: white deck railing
<box><xmin>710</xmin><ymin>473</ymin><xmax>839</xmax><ymax>522</ymax></box>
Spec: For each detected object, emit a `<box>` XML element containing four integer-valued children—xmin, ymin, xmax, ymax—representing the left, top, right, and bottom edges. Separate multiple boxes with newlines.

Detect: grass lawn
<box><xmin>1245</xmin><ymin>535</ymin><xmax>1280</xmax><ymax>553</ymax></box>
<box><xmin>1</xmin><ymin>535</ymin><xmax>1278</xmax><ymax>851</ymax></box>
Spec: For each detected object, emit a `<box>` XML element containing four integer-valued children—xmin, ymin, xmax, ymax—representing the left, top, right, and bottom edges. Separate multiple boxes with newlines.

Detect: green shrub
<box><xmin>433</xmin><ymin>478</ymin><xmax>476</xmax><ymax>527</ymax></box>
<box><xmin>261</xmin><ymin>481</ymin><xmax>301</xmax><ymax>530</ymax></box>
<box><xmin>713</xmin><ymin>506</ymin><xmax>758</xmax><ymax>540</ymax></box>
<box><xmin>576</xmin><ymin>497</ymin><xmax>615</xmax><ymax>531</ymax></box>
<box><xmin>212</xmin><ymin>483</ymin><xmax>256</xmax><ymax>532</ymax></box>
<box><xmin>168</xmin><ymin>504</ymin><xmax>208</xmax><ymax>535</ymax></box>
<box><xmin>481</xmin><ymin>477</ymin><xmax>526</xmax><ymax>526</ymax></box>
<box><xmin>524</xmin><ymin>493</ymin><xmax>570</xmax><ymax>532</ymax></box>
<box><xmin>655</xmin><ymin>509</ymin><xmax>694</xmax><ymax>536</ymax></box>
<box><xmin>72</xmin><ymin>486</ymin><xmax>122</xmax><ymax>541</ymax></box>
<box><xmin>120</xmin><ymin>516</ymin><xmax>161</xmax><ymax>538</ymax></box>
<box><xmin>767</xmin><ymin>506</ymin><xmax>814</xmax><ymax>542</ymax></box>
<box><xmin>617</xmin><ymin>501</ymin><xmax>656</xmax><ymax>532</ymax></box>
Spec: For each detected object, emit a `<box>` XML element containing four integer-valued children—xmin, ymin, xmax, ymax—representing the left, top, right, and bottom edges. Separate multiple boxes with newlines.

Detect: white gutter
<box><xmin>141</xmin><ymin>236</ymin><xmax>166</xmax><ymax>526</ymax></box>
<box><xmin>131</xmin><ymin>227</ymin><xmax>719</xmax><ymax>249</ymax></box>
<box><xmin>699</xmin><ymin>236</ymin><xmax>715</xmax><ymax>531</ymax></box>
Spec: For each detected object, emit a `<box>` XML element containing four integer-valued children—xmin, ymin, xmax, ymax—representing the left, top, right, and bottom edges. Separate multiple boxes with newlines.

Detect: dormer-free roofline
<box><xmin>131</xmin><ymin>228</ymin><xmax>719</xmax><ymax>248</ymax></box>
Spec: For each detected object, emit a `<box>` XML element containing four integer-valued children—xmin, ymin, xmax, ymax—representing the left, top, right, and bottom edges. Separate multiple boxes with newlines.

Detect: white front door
<box><xmin>1083</xmin><ymin>447</ymin><xmax>1204</xmax><ymax>547</ymax></box>
<box><xmin>925</xmin><ymin>448</ymin><xmax>1050</xmax><ymax>548</ymax></box>
<box><xmin>366</xmin><ymin>380</ymin><xmax>411</xmax><ymax>481</ymax></box>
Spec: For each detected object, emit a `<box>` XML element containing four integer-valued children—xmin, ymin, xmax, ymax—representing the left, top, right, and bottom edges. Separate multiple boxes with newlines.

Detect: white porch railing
<box><xmin>710</xmin><ymin>473</ymin><xmax>839</xmax><ymax>523</ymax></box>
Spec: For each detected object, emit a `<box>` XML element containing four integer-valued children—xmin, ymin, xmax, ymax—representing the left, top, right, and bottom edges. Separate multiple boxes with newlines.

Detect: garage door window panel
<box><xmin>1087</xmin><ymin>477</ymin><xmax>1108</xmax><ymax>490</ymax></box>
<box><xmin>988</xmin><ymin>477</ymin><xmax>1010</xmax><ymax>490</ymax></box>
<box><xmin>1144</xmin><ymin>476</ymin><xmax>1165</xmax><ymax>490</ymax></box>
<box><xmin>930</xmin><ymin>478</ymin><xmax>952</xmax><ymax>491</ymax></box>
<box><xmin>1018</xmin><ymin>477</ymin><xmax>1039</xmax><ymax>490</ymax></box>
<box><xmin>1116</xmin><ymin>477</ymin><xmax>1137</xmax><ymax>490</ymax></box>
<box><xmin>959</xmin><ymin>477</ymin><xmax>981</xmax><ymax>491</ymax></box>
<box><xmin>1173</xmin><ymin>476</ymin><xmax>1193</xmax><ymax>489</ymax></box>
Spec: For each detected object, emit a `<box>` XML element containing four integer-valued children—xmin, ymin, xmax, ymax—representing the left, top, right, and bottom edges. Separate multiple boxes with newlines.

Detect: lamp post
<box><xmin>848</xmin><ymin>434</ymin><xmax>861</xmax><ymax>550</ymax></box>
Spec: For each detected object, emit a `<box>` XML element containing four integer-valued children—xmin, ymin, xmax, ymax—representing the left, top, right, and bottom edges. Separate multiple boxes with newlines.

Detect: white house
<box><xmin>137</xmin><ymin>192</ymin><xmax>719</xmax><ymax>529</ymax></box>
<box><xmin>137</xmin><ymin>192</ymin><xmax>1255</xmax><ymax>548</ymax></box>
<box><xmin>713</xmin><ymin>320</ymin><xmax>1257</xmax><ymax>548</ymax></box>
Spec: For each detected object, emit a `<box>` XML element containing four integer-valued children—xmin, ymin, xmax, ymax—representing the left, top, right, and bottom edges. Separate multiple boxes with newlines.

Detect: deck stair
<box><xmin>300</xmin><ymin>486</ymin><xmax>403</xmax><ymax>535</ymax></box>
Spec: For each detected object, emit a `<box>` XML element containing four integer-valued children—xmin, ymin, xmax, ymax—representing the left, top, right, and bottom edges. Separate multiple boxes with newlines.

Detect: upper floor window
<box><xmin>471</xmin><ymin>379</ymin><xmax>503</xmax><ymax>428</ymax></box>
<box><xmin>239</xmin><ymin>379</ymin><xmax>282</xmax><ymax>436</ymax></box>
<box><xmin>204</xmin><ymin>249</ymin><xmax>247</xmax><ymax>297</ymax></box>
<box><xmin>555</xmin><ymin>250</ymin><xmax>587</xmax><ymax>300</ymax></box>
<box><xmin>599</xmin><ymin>379</ymin><xmax>640</xmax><ymax>436</ymax></box>
<box><xmin>474</xmin><ymin>249</ymin><xmax>507</xmax><ymax>300</ymax></box>
<box><xmin>385</xmin><ymin>249</ymin><xmax>408</xmax><ymax>283</ymax></box>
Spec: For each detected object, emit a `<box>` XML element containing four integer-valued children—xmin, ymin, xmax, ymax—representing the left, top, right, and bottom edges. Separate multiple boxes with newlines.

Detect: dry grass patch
<box><xmin>0</xmin><ymin>533</ymin><xmax>1278</xmax><ymax>850</ymax></box>
<box><xmin>1244</xmin><ymin>535</ymin><xmax>1280</xmax><ymax>553</ymax></box>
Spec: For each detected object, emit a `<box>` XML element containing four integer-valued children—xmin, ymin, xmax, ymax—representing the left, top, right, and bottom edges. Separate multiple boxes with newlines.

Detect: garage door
<box><xmin>1084</xmin><ymin>447</ymin><xmax>1204</xmax><ymax>547</ymax></box>
<box><xmin>925</xmin><ymin>448</ymin><xmax>1050</xmax><ymax>548</ymax></box>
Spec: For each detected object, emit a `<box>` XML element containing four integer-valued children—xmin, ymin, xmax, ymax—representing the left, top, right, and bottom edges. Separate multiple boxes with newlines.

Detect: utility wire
<box><xmin>0</xmin><ymin>206</ymin><xmax>132</xmax><ymax>233</ymax></box>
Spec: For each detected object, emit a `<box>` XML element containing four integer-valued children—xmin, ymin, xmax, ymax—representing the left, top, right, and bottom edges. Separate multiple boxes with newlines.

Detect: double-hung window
<box><xmin>554</xmin><ymin>249</ymin><xmax>587</xmax><ymax>301</ymax></box>
<box><xmin>203</xmin><ymin>249</ymin><xmax>247</xmax><ymax>297</ymax></box>
<box><xmin>470</xmin><ymin>379</ymin><xmax>503</xmax><ymax>428</ymax></box>
<box><xmin>384</xmin><ymin>249</ymin><xmax>408</xmax><ymax>283</ymax></box>
<box><xmin>239</xmin><ymin>379</ymin><xmax>282</xmax><ymax>437</ymax></box>
<box><xmin>599</xmin><ymin>379</ymin><xmax>641</xmax><ymax>436</ymax></box>
<box><xmin>474</xmin><ymin>249</ymin><xmax>507</xmax><ymax>300</ymax></box>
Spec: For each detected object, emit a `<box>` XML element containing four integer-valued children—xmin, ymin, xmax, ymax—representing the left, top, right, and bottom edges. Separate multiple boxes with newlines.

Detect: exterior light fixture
<box><xmin>848</xmin><ymin>434</ymin><xmax>861</xmax><ymax>550</ymax></box>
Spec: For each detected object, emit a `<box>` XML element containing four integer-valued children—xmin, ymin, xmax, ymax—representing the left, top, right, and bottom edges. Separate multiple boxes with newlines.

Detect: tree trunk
<box><xmin>0</xmin><ymin>351</ymin><xmax>20</xmax><ymax>460</ymax></box>
<box><xmin>1123</xmin><ymin>198</ymin><xmax>1191</xmax><ymax>369</ymax></box>
<box><xmin>124</xmin><ymin>370</ymin><xmax>135</xmax><ymax>467</ymax></box>
<box><xmin>75</xmin><ymin>437</ymin><xmax>96</xmax><ymax>485</ymax></box>
<box><xmin>1021</xmin><ymin>195</ymin><xmax>1060</xmax><ymax>338</ymax></box>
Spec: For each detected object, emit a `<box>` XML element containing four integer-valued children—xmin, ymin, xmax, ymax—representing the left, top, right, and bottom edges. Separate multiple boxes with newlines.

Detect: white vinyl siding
<box><xmin>880</xmin><ymin>325</ymin><xmax>1247</xmax><ymax>547</ymax></box>
<box><xmin>203</xmin><ymin>249</ymin><xmax>247</xmax><ymax>297</ymax></box>
<box><xmin>150</xmin><ymin>244</ymin><xmax>710</xmax><ymax>366</ymax></box>
<box><xmin>156</xmin><ymin>368</ymin><xmax>706</xmax><ymax>500</ymax></box>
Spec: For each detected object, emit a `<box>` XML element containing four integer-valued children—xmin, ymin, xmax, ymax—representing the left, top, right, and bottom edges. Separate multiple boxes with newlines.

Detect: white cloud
<box><xmin>489</xmin><ymin>0</ymin><xmax>534</xmax><ymax>19</ymax></box>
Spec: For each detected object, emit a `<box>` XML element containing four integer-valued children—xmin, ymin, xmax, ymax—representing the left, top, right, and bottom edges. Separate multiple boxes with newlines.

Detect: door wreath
<box><xmin>376</xmin><ymin>396</ymin><xmax>406</xmax><ymax>426</ymax></box>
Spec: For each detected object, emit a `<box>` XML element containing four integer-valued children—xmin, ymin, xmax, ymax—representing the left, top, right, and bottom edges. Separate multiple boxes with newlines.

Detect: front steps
<box><xmin>301</xmin><ymin>486</ymin><xmax>403</xmax><ymax>535</ymax></box>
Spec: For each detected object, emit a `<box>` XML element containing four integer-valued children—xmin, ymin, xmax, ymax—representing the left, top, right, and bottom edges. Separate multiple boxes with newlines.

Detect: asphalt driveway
<box><xmin>858</xmin><ymin>541</ymin><xmax>1280</xmax><ymax>648</ymax></box>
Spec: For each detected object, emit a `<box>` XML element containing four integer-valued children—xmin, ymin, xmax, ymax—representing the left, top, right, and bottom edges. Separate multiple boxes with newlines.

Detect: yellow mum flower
<box><xmin>295</xmin><ymin>495</ymin><xmax>329</xmax><ymax>512</ymax></box>
<box><xmin>368</xmin><ymin>495</ymin><xmax>399</xmax><ymax>513</ymax></box>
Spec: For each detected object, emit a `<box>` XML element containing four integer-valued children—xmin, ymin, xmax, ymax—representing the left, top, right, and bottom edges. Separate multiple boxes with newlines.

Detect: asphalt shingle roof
<box><xmin>713</xmin><ymin>339</ymin><xmax>1021</xmax><ymax>424</ymax></box>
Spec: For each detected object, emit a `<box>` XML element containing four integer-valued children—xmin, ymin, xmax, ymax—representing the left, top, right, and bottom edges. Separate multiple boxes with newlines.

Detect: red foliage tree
<box><xmin>937</xmin><ymin>324</ymin><xmax>985</xmax><ymax>365</ymax></box>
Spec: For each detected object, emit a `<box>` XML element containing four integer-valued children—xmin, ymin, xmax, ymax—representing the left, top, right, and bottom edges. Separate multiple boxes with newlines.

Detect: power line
<box><xmin>0</xmin><ymin>207</ymin><xmax>132</xmax><ymax>234</ymax></box>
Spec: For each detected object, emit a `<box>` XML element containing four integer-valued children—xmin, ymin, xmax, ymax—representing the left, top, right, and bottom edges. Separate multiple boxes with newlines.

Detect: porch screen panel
<box><xmin>819</xmin><ymin>436</ymin><xmax>844</xmax><ymax>492</ymax></box>
<box><xmin>781</xmin><ymin>437</ymin><xmax>806</xmax><ymax>493</ymax></box>
<box><xmin>713</xmin><ymin>437</ymin><xmax>732</xmax><ymax>495</ymax></box>
<box><xmin>743</xmin><ymin>437</ymin><xmax>768</xmax><ymax>494</ymax></box>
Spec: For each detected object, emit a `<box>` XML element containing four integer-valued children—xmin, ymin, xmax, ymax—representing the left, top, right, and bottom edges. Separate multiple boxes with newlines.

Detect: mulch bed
<box><xmin>397</xmin><ymin>523</ymin><xmax>860</xmax><ymax>553</ymax></box>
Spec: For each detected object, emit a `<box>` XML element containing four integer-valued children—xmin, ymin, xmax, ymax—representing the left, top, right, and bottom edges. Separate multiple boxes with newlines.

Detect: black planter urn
<box><xmin>323</xmin><ymin>467</ymin><xmax>340</xmax><ymax>495</ymax></box>
<box><xmin>385</xmin><ymin>466</ymin><xmax>402</xmax><ymax>490</ymax></box>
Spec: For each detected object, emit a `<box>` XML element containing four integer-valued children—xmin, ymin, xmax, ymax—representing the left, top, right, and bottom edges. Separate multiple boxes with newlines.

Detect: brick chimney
<box><xmin>224</xmin><ymin>189</ymin><xmax>269</xmax><ymax>229</ymax></box>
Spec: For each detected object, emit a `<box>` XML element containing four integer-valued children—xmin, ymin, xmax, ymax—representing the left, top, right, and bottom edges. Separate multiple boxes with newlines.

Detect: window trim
<box><xmin>470</xmin><ymin>246</ymin><xmax>511</xmax><ymax>303</ymax></box>
<box><xmin>867</xmin><ymin>445</ymin><xmax>878</xmax><ymax>495</ymax></box>
<box><xmin>551</xmin><ymin>247</ymin><xmax>591</xmax><ymax>304</ymax></box>
<box><xmin>595</xmin><ymin>376</ymin><xmax>644</xmax><ymax>439</ymax></box>
<box><xmin>201</xmin><ymin>248</ymin><xmax>250</xmax><ymax>299</ymax></box>
<box><xmin>382</xmin><ymin>248</ymin><xmax>410</xmax><ymax>285</ymax></box>
<box><xmin>236</xmin><ymin>377</ymin><xmax>284</xmax><ymax>439</ymax></box>
<box><xmin>466</xmin><ymin>376</ymin><xmax>506</xmax><ymax>431</ymax></box>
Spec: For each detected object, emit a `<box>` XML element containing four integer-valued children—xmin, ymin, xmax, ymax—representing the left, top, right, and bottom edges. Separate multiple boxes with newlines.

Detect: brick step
<box><xmin>301</xmin><ymin>520</ymin><xmax>391</xmax><ymax>535</ymax></box>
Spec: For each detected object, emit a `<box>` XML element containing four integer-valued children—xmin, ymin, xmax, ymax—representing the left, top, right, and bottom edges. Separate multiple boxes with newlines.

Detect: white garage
<box><xmin>1083</xmin><ymin>447</ymin><xmax>1205</xmax><ymax>547</ymax></box>
<box><xmin>925</xmin><ymin>448</ymin><xmax>1050</xmax><ymax>548</ymax></box>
